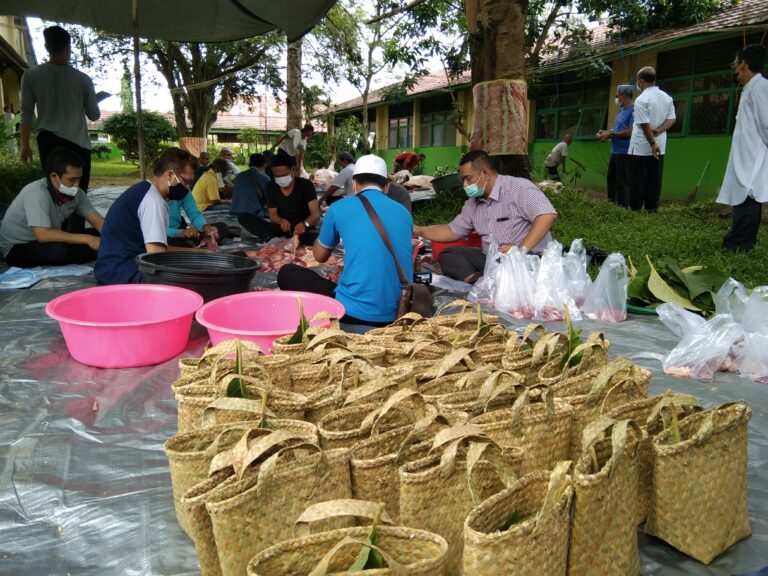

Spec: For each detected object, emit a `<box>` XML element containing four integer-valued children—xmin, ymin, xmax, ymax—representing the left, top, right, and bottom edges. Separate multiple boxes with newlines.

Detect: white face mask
<box><xmin>275</xmin><ymin>175</ymin><xmax>293</xmax><ymax>188</ymax></box>
<box><xmin>614</xmin><ymin>97</ymin><xmax>622</xmax><ymax>107</ymax></box>
<box><xmin>216</xmin><ymin>173</ymin><xmax>225</xmax><ymax>187</ymax></box>
<box><xmin>58</xmin><ymin>184</ymin><xmax>80</xmax><ymax>197</ymax></box>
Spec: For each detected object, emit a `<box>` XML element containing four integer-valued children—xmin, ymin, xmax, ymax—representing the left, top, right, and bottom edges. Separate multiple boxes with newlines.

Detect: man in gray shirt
<box><xmin>20</xmin><ymin>25</ymin><xmax>101</xmax><ymax>232</ymax></box>
<box><xmin>1</xmin><ymin>147</ymin><xmax>104</xmax><ymax>267</ymax></box>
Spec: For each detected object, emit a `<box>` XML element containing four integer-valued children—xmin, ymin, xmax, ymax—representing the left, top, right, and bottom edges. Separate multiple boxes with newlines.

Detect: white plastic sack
<box><xmin>494</xmin><ymin>247</ymin><xmax>536</xmax><ymax>319</ymax></box>
<box><xmin>714</xmin><ymin>277</ymin><xmax>748</xmax><ymax>322</ymax></box>
<box><xmin>562</xmin><ymin>239</ymin><xmax>592</xmax><ymax>307</ymax></box>
<box><xmin>534</xmin><ymin>240</ymin><xmax>581</xmax><ymax>322</ymax></box>
<box><xmin>656</xmin><ymin>302</ymin><xmax>706</xmax><ymax>338</ymax></box>
<box><xmin>662</xmin><ymin>314</ymin><xmax>745</xmax><ymax>381</ymax></box>
<box><xmin>737</xmin><ymin>332</ymin><xmax>768</xmax><ymax>383</ymax></box>
<box><xmin>579</xmin><ymin>253</ymin><xmax>629</xmax><ymax>322</ymax></box>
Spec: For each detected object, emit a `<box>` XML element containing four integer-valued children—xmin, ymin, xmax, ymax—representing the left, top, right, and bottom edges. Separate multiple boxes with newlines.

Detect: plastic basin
<box><xmin>136</xmin><ymin>252</ymin><xmax>260</xmax><ymax>303</ymax></box>
<box><xmin>46</xmin><ymin>285</ymin><xmax>204</xmax><ymax>368</ymax></box>
<box><xmin>431</xmin><ymin>172</ymin><xmax>462</xmax><ymax>194</ymax></box>
<box><xmin>195</xmin><ymin>290</ymin><xmax>346</xmax><ymax>353</ymax></box>
<box><xmin>412</xmin><ymin>238</ymin><xmax>424</xmax><ymax>262</ymax></box>
<box><xmin>431</xmin><ymin>231</ymin><xmax>483</xmax><ymax>262</ymax></box>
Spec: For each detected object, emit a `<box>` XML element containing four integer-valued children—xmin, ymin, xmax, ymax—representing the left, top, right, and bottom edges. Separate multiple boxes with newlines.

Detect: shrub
<box><xmin>103</xmin><ymin>111</ymin><xmax>176</xmax><ymax>168</ymax></box>
<box><xmin>0</xmin><ymin>151</ymin><xmax>44</xmax><ymax>205</ymax></box>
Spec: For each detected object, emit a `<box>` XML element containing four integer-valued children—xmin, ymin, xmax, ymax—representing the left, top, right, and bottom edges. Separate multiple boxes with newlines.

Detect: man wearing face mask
<box><xmin>1</xmin><ymin>147</ymin><xmax>103</xmax><ymax>267</ymax></box>
<box><xmin>627</xmin><ymin>67</ymin><xmax>676</xmax><ymax>212</ymax></box>
<box><xmin>597</xmin><ymin>85</ymin><xmax>634</xmax><ymax>207</ymax></box>
<box><xmin>414</xmin><ymin>150</ymin><xmax>557</xmax><ymax>284</ymax></box>
<box><xmin>166</xmin><ymin>170</ymin><xmax>227</xmax><ymax>248</ymax></box>
<box><xmin>238</xmin><ymin>154</ymin><xmax>321</xmax><ymax>244</ymax></box>
<box><xmin>718</xmin><ymin>44</ymin><xmax>768</xmax><ymax>251</ymax></box>
<box><xmin>94</xmin><ymin>148</ymin><xmax>197</xmax><ymax>285</ymax></box>
<box><xmin>192</xmin><ymin>158</ymin><xmax>232</xmax><ymax>212</ymax></box>
<box><xmin>277</xmin><ymin>154</ymin><xmax>413</xmax><ymax>326</ymax></box>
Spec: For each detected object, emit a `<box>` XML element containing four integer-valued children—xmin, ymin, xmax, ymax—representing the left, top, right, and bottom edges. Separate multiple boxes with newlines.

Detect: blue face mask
<box><xmin>464</xmin><ymin>173</ymin><xmax>486</xmax><ymax>198</ymax></box>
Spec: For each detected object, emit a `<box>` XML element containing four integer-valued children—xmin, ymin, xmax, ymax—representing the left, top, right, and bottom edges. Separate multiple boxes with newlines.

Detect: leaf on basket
<box><xmin>349</xmin><ymin>503</ymin><xmax>387</xmax><ymax>571</ymax></box>
<box><xmin>665</xmin><ymin>408</ymin><xmax>681</xmax><ymax>445</ymax></box>
<box><xmin>286</xmin><ymin>297</ymin><xmax>310</xmax><ymax>345</ymax></box>
<box><xmin>226</xmin><ymin>341</ymin><xmax>249</xmax><ymax>399</ymax></box>
<box><xmin>559</xmin><ymin>305</ymin><xmax>584</xmax><ymax>370</ymax></box>
<box><xmin>476</xmin><ymin>304</ymin><xmax>491</xmax><ymax>337</ymax></box>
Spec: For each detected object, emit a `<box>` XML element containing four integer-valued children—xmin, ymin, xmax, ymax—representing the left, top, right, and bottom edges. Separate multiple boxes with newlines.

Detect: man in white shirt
<box><xmin>718</xmin><ymin>44</ymin><xmax>768</xmax><ymax>251</ymax></box>
<box><xmin>276</xmin><ymin>123</ymin><xmax>314</xmax><ymax>176</ymax></box>
<box><xmin>319</xmin><ymin>151</ymin><xmax>355</xmax><ymax>205</ymax></box>
<box><xmin>628</xmin><ymin>66</ymin><xmax>676</xmax><ymax>212</ymax></box>
<box><xmin>20</xmin><ymin>25</ymin><xmax>101</xmax><ymax>232</ymax></box>
<box><xmin>218</xmin><ymin>147</ymin><xmax>240</xmax><ymax>186</ymax></box>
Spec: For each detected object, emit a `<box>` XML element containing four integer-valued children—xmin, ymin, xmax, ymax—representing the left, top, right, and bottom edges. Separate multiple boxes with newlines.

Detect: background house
<box><xmin>0</xmin><ymin>15</ymin><xmax>35</xmax><ymax>112</ymax></box>
<box><xmin>330</xmin><ymin>0</ymin><xmax>768</xmax><ymax>201</ymax></box>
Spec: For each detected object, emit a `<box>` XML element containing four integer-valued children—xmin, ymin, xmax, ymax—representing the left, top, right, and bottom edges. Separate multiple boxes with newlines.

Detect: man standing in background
<box><xmin>718</xmin><ymin>44</ymin><xmax>768</xmax><ymax>251</ymax></box>
<box><xmin>543</xmin><ymin>134</ymin><xmax>585</xmax><ymax>181</ymax></box>
<box><xmin>276</xmin><ymin>123</ymin><xmax>314</xmax><ymax>177</ymax></box>
<box><xmin>20</xmin><ymin>25</ymin><xmax>101</xmax><ymax>232</ymax></box>
<box><xmin>319</xmin><ymin>151</ymin><xmax>355</xmax><ymax>205</ymax></box>
<box><xmin>598</xmin><ymin>85</ymin><xmax>635</xmax><ymax>207</ymax></box>
<box><xmin>627</xmin><ymin>66</ymin><xmax>676</xmax><ymax>212</ymax></box>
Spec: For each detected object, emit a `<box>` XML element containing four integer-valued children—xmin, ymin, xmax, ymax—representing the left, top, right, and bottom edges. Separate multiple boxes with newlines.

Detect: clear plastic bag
<box><xmin>468</xmin><ymin>243</ymin><xmax>501</xmax><ymax>306</ymax></box>
<box><xmin>494</xmin><ymin>246</ymin><xmax>536</xmax><ymax>319</ymax></box>
<box><xmin>740</xmin><ymin>286</ymin><xmax>768</xmax><ymax>335</ymax></box>
<box><xmin>662</xmin><ymin>314</ymin><xmax>745</xmax><ymax>381</ymax></box>
<box><xmin>579</xmin><ymin>253</ymin><xmax>629</xmax><ymax>322</ymax></box>
<box><xmin>714</xmin><ymin>277</ymin><xmax>748</xmax><ymax>322</ymax></box>
<box><xmin>562</xmin><ymin>239</ymin><xmax>592</xmax><ymax>307</ymax></box>
<box><xmin>656</xmin><ymin>302</ymin><xmax>706</xmax><ymax>338</ymax></box>
<box><xmin>533</xmin><ymin>240</ymin><xmax>581</xmax><ymax>322</ymax></box>
<box><xmin>737</xmin><ymin>332</ymin><xmax>768</xmax><ymax>383</ymax></box>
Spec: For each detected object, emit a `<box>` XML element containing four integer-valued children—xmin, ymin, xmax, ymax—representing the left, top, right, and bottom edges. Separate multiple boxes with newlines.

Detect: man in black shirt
<box><xmin>239</xmin><ymin>153</ymin><xmax>321</xmax><ymax>245</ymax></box>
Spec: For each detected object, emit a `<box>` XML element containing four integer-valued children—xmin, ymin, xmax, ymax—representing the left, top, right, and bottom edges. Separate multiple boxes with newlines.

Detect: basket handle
<box><xmin>506</xmin><ymin>386</ymin><xmax>555</xmax><ymax>434</ymax></box>
<box><xmin>293</xmin><ymin>500</ymin><xmax>393</xmax><ymax>537</ymax></box>
<box><xmin>531</xmin><ymin>332</ymin><xmax>568</xmax><ymax>366</ymax></box>
<box><xmin>308</xmin><ymin>310</ymin><xmax>341</xmax><ymax>329</ymax></box>
<box><xmin>254</xmin><ymin>440</ymin><xmax>327</xmax><ymax>496</ymax></box>
<box><xmin>208</xmin><ymin>428</ymin><xmax>316</xmax><ymax>478</ymax></box>
<box><xmin>476</xmin><ymin>369</ymin><xmax>525</xmax><ymax>412</ymax></box>
<box><xmin>307</xmin><ymin>536</ymin><xmax>405</xmax><ymax>576</ymax></box>
<box><xmin>391</xmin><ymin>311</ymin><xmax>430</xmax><ymax>327</ymax></box>
<box><xmin>361</xmin><ymin>388</ymin><xmax>427</xmax><ymax>437</ymax></box>
<box><xmin>343</xmin><ymin>373</ymin><xmax>398</xmax><ymax>407</ymax></box>
<box><xmin>304</xmin><ymin>327</ymin><xmax>353</xmax><ymax>351</ymax></box>
<box><xmin>201</xmin><ymin>396</ymin><xmax>277</xmax><ymax>428</ymax></box>
<box><xmin>435</xmin><ymin>298</ymin><xmax>476</xmax><ymax>316</ymax></box>
<box><xmin>419</xmin><ymin>347</ymin><xmax>477</xmax><ymax>381</ymax></box>
<box><xmin>646</xmin><ymin>392</ymin><xmax>702</xmax><ymax>429</ymax></box>
<box><xmin>467</xmin><ymin>322</ymin><xmax>508</xmax><ymax>347</ymax></box>
<box><xmin>532</xmin><ymin>461</ymin><xmax>573</xmax><ymax>537</ymax></box>
<box><xmin>215</xmin><ymin>372</ymin><xmax>273</xmax><ymax>398</ymax></box>
<box><xmin>580</xmin><ymin>418</ymin><xmax>642</xmax><ymax>478</ymax></box>
<box><xmin>583</xmin><ymin>359</ymin><xmax>634</xmax><ymax>406</ymax></box>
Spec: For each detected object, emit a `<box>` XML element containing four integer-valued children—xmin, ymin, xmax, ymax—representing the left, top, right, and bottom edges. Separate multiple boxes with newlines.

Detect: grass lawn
<box><xmin>413</xmin><ymin>188</ymin><xmax>768</xmax><ymax>288</ymax></box>
<box><xmin>90</xmin><ymin>157</ymin><xmax>141</xmax><ymax>188</ymax></box>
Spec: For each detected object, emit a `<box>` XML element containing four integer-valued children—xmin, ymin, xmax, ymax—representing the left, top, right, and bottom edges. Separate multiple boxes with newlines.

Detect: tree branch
<box><xmin>366</xmin><ymin>0</ymin><xmax>431</xmax><ymax>25</ymax></box>
<box><xmin>529</xmin><ymin>0</ymin><xmax>565</xmax><ymax>65</ymax></box>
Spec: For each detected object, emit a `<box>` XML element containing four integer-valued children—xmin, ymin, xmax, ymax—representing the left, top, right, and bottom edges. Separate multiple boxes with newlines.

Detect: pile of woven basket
<box><xmin>164</xmin><ymin>300</ymin><xmax>752</xmax><ymax>576</ymax></box>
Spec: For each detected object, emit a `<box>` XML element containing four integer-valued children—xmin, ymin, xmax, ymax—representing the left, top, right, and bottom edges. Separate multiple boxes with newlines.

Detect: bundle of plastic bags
<box><xmin>658</xmin><ymin>280</ymin><xmax>768</xmax><ymax>383</ymax></box>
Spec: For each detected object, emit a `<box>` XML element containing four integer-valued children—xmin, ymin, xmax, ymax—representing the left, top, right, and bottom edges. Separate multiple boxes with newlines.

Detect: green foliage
<box><xmin>226</xmin><ymin>341</ymin><xmax>249</xmax><ymax>399</ymax></box>
<box><xmin>237</xmin><ymin>128</ymin><xmax>261</xmax><ymax>155</ymax></box>
<box><xmin>286</xmin><ymin>298</ymin><xmax>310</xmax><ymax>345</ymax></box>
<box><xmin>412</xmin><ymin>188</ymin><xmax>466</xmax><ymax>226</ymax></box>
<box><xmin>91</xmin><ymin>157</ymin><xmax>139</xmax><ymax>179</ymax></box>
<box><xmin>91</xmin><ymin>142</ymin><xmax>113</xmax><ymax>159</ymax></box>
<box><xmin>305</xmin><ymin>116</ymin><xmax>365</xmax><ymax>170</ymax></box>
<box><xmin>348</xmin><ymin>504</ymin><xmax>386</xmax><ymax>571</ymax></box>
<box><xmin>102</xmin><ymin>111</ymin><xmax>176</xmax><ymax>167</ymax></box>
<box><xmin>560</xmin><ymin>305</ymin><xmax>585</xmax><ymax>370</ymax></box>
<box><xmin>0</xmin><ymin>151</ymin><xmax>44</xmax><ymax>205</ymax></box>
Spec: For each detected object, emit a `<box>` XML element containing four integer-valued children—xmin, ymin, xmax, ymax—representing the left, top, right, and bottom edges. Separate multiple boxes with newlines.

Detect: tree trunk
<box><xmin>468</xmin><ymin>0</ymin><xmax>531</xmax><ymax>179</ymax></box>
<box><xmin>188</xmin><ymin>87</ymin><xmax>216</xmax><ymax>138</ymax></box>
<box><xmin>286</xmin><ymin>38</ymin><xmax>303</xmax><ymax>130</ymax></box>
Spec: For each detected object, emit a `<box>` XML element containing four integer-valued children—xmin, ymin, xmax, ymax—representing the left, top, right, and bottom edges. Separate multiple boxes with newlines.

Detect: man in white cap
<box><xmin>277</xmin><ymin>154</ymin><xmax>413</xmax><ymax>326</ymax></box>
<box><xmin>218</xmin><ymin>147</ymin><xmax>240</xmax><ymax>186</ymax></box>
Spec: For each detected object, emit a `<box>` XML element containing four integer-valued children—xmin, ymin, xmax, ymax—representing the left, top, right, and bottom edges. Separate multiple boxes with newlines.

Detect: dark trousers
<box><xmin>723</xmin><ymin>196</ymin><xmax>762</xmax><ymax>251</ymax></box>
<box><xmin>5</xmin><ymin>229</ymin><xmax>100</xmax><ymax>268</ymax></box>
<box><xmin>37</xmin><ymin>131</ymin><xmax>93</xmax><ymax>233</ymax></box>
<box><xmin>546</xmin><ymin>165</ymin><xmax>561</xmax><ymax>181</ymax></box>
<box><xmin>439</xmin><ymin>246</ymin><xmax>487</xmax><ymax>282</ymax></box>
<box><xmin>607</xmin><ymin>154</ymin><xmax>631</xmax><ymax>207</ymax></box>
<box><xmin>629</xmin><ymin>155</ymin><xmax>664</xmax><ymax>212</ymax></box>
<box><xmin>276</xmin><ymin>263</ymin><xmax>389</xmax><ymax>326</ymax></box>
<box><xmin>237</xmin><ymin>214</ymin><xmax>317</xmax><ymax>245</ymax></box>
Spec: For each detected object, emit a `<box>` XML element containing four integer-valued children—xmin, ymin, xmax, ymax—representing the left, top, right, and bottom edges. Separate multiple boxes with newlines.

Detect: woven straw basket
<box><xmin>247</xmin><ymin>500</ymin><xmax>449</xmax><ymax>576</ymax></box>
<box><xmin>568</xmin><ymin>419</ymin><xmax>642</xmax><ymax>576</ymax></box>
<box><xmin>463</xmin><ymin>462</ymin><xmax>573</xmax><ymax>576</ymax></box>
<box><xmin>645</xmin><ymin>402</ymin><xmax>752</xmax><ymax>564</ymax></box>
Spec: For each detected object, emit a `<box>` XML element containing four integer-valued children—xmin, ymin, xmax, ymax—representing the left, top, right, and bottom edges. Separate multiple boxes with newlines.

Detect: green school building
<box><xmin>328</xmin><ymin>0</ymin><xmax>767</xmax><ymax>201</ymax></box>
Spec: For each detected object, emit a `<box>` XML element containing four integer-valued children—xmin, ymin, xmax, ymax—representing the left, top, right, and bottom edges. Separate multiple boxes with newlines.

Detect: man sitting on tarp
<box><xmin>95</xmin><ymin>148</ymin><xmax>197</xmax><ymax>284</ymax></box>
<box><xmin>0</xmin><ymin>147</ymin><xmax>103</xmax><ymax>267</ymax></box>
<box><xmin>414</xmin><ymin>149</ymin><xmax>557</xmax><ymax>284</ymax></box>
<box><xmin>230</xmin><ymin>152</ymin><xmax>270</xmax><ymax>234</ymax></box>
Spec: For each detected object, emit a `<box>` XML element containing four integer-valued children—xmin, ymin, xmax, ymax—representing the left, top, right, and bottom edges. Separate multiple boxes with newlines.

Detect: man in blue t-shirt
<box><xmin>598</xmin><ymin>84</ymin><xmax>635</xmax><ymax>207</ymax></box>
<box><xmin>277</xmin><ymin>154</ymin><xmax>413</xmax><ymax>326</ymax></box>
<box><xmin>95</xmin><ymin>148</ymin><xmax>197</xmax><ymax>284</ymax></box>
<box><xmin>231</xmin><ymin>153</ymin><xmax>270</xmax><ymax>234</ymax></box>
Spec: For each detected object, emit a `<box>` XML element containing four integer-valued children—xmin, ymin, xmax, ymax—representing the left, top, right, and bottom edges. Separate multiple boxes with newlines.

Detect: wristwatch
<box><xmin>304</xmin><ymin>220</ymin><xmax>311</xmax><ymax>229</ymax></box>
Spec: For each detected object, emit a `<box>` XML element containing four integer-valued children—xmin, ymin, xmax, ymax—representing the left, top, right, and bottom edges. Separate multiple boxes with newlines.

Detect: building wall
<box><xmin>0</xmin><ymin>16</ymin><xmax>29</xmax><ymax>110</ymax></box>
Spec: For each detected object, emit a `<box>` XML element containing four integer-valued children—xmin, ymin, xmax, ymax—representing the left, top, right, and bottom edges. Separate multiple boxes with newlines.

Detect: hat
<box><xmin>220</xmin><ymin>147</ymin><xmax>233</xmax><ymax>154</ymax></box>
<box><xmin>353</xmin><ymin>155</ymin><xmax>387</xmax><ymax>178</ymax></box>
<box><xmin>339</xmin><ymin>151</ymin><xmax>355</xmax><ymax>163</ymax></box>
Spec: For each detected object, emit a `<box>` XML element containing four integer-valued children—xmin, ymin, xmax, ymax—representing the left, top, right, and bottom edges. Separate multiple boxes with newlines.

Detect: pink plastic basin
<box><xmin>46</xmin><ymin>284</ymin><xmax>204</xmax><ymax>368</ymax></box>
<box><xmin>195</xmin><ymin>290</ymin><xmax>346</xmax><ymax>353</ymax></box>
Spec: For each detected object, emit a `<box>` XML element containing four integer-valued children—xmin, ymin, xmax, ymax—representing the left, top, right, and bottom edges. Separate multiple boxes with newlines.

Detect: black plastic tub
<box><xmin>136</xmin><ymin>252</ymin><xmax>260</xmax><ymax>302</ymax></box>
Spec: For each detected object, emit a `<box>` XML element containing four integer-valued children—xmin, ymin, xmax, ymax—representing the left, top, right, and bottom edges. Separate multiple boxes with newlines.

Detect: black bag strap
<box><xmin>357</xmin><ymin>194</ymin><xmax>409</xmax><ymax>284</ymax></box>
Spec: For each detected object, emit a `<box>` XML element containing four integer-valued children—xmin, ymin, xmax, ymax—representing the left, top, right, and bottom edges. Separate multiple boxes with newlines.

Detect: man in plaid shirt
<box><xmin>414</xmin><ymin>150</ymin><xmax>557</xmax><ymax>283</ymax></box>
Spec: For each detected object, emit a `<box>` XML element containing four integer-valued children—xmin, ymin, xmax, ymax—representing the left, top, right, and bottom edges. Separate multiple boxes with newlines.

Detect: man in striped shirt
<box><xmin>414</xmin><ymin>150</ymin><xmax>557</xmax><ymax>283</ymax></box>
